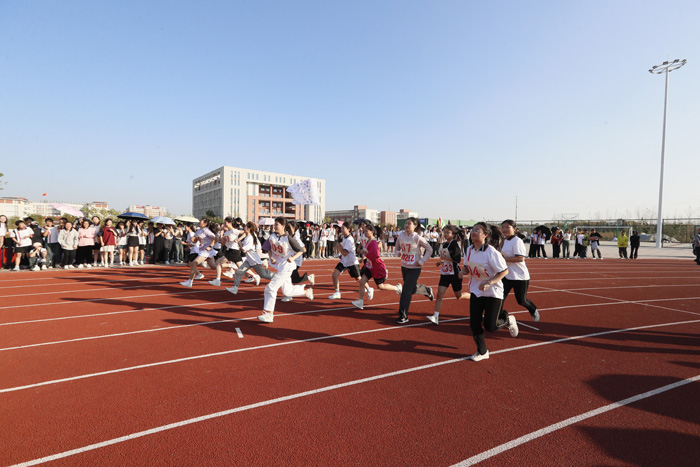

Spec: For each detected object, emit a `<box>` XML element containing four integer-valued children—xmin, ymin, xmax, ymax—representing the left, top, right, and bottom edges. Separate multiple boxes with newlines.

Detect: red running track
<box><xmin>1</xmin><ymin>257</ymin><xmax>699</xmax><ymax>466</ymax></box>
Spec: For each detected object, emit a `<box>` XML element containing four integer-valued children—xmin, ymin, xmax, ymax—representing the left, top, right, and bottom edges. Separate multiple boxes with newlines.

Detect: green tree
<box><xmin>0</xmin><ymin>172</ymin><xmax>5</xmax><ymax>190</ymax></box>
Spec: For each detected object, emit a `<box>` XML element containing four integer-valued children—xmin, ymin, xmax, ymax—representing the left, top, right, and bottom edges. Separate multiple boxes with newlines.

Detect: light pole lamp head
<box><xmin>649</xmin><ymin>59</ymin><xmax>687</xmax><ymax>74</ymax></box>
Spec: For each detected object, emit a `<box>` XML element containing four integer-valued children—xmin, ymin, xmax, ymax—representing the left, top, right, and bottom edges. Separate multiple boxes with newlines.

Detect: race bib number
<box><xmin>400</xmin><ymin>241</ymin><xmax>418</xmax><ymax>264</ymax></box>
<box><xmin>441</xmin><ymin>262</ymin><xmax>454</xmax><ymax>275</ymax></box>
<box><xmin>269</xmin><ymin>240</ymin><xmax>288</xmax><ymax>259</ymax></box>
<box><xmin>463</xmin><ymin>261</ymin><xmax>489</xmax><ymax>279</ymax></box>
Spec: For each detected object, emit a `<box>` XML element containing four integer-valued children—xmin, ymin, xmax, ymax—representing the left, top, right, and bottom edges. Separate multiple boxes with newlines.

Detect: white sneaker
<box><xmin>532</xmin><ymin>309</ymin><xmax>540</xmax><ymax>322</ymax></box>
<box><xmin>31</xmin><ymin>265</ymin><xmax>40</xmax><ymax>271</ymax></box>
<box><xmin>254</xmin><ymin>275</ymin><xmax>260</xmax><ymax>286</ymax></box>
<box><xmin>165</xmin><ymin>261</ymin><xmax>170</xmax><ymax>265</ymax></box>
<box><xmin>352</xmin><ymin>299</ymin><xmax>364</xmax><ymax>310</ymax></box>
<box><xmin>395</xmin><ymin>283</ymin><xmax>403</xmax><ymax>295</ymax></box>
<box><xmin>328</xmin><ymin>291</ymin><xmax>341</xmax><ymax>299</ymax></box>
<box><xmin>223</xmin><ymin>270</ymin><xmax>234</xmax><ymax>278</ymax></box>
<box><xmin>70</xmin><ymin>265</ymin><xmax>77</xmax><ymax>269</ymax></box>
<box><xmin>64</xmin><ymin>265</ymin><xmax>70</xmax><ymax>269</ymax></box>
<box><xmin>208</xmin><ymin>279</ymin><xmax>221</xmax><ymax>287</ymax></box>
<box><xmin>427</xmin><ymin>314</ymin><xmax>439</xmax><ymax>325</ymax></box>
<box><xmin>180</xmin><ymin>280</ymin><xmax>193</xmax><ymax>288</ymax></box>
<box><xmin>507</xmin><ymin>315</ymin><xmax>519</xmax><ymax>337</ymax></box>
<box><xmin>226</xmin><ymin>286</ymin><xmax>238</xmax><ymax>294</ymax></box>
<box><xmin>244</xmin><ymin>277</ymin><xmax>255</xmax><ymax>283</ymax></box>
<box><xmin>281</xmin><ymin>297</ymin><xmax>293</xmax><ymax>302</ymax></box>
<box><xmin>470</xmin><ymin>351</ymin><xmax>489</xmax><ymax>362</ymax></box>
<box><xmin>305</xmin><ymin>288</ymin><xmax>314</xmax><ymax>301</ymax></box>
<box><xmin>308</xmin><ymin>274</ymin><xmax>315</xmax><ymax>286</ymax></box>
<box><xmin>86</xmin><ymin>264</ymin><xmax>92</xmax><ymax>268</ymax></box>
<box><xmin>258</xmin><ymin>312</ymin><xmax>274</xmax><ymax>323</ymax></box>
<box><xmin>202</xmin><ymin>263</ymin><xmax>210</xmax><ymax>269</ymax></box>
<box><xmin>78</xmin><ymin>264</ymin><xmax>84</xmax><ymax>269</ymax></box>
<box><xmin>367</xmin><ymin>287</ymin><xmax>374</xmax><ymax>301</ymax></box>
<box><xmin>109</xmin><ymin>263</ymin><xmax>114</xmax><ymax>268</ymax></box>
<box><xmin>195</xmin><ymin>273</ymin><xmax>204</xmax><ymax>280</ymax></box>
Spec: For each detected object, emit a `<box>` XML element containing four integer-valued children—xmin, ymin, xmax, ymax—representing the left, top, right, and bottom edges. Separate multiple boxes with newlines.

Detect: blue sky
<box><xmin>1</xmin><ymin>0</ymin><xmax>698</xmax><ymax>221</ymax></box>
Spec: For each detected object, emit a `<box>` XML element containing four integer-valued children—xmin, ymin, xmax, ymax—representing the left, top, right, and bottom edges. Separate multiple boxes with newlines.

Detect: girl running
<box><xmin>180</xmin><ymin>218</ymin><xmax>217</xmax><ymax>288</ymax></box>
<box><xmin>427</xmin><ymin>225</ymin><xmax>470</xmax><ymax>325</ymax></box>
<box><xmin>209</xmin><ymin>217</ymin><xmax>246</xmax><ymax>287</ymax></box>
<box><xmin>352</xmin><ymin>224</ymin><xmax>402</xmax><ymax>310</ymax></box>
<box><xmin>279</xmin><ymin>222</ymin><xmax>315</xmax><ymax>302</ymax></box>
<box><xmin>395</xmin><ymin>217</ymin><xmax>434</xmax><ymax>324</ymax></box>
<box><xmin>500</xmin><ymin>220</ymin><xmax>540</xmax><ymax>322</ymax></box>
<box><xmin>226</xmin><ymin>222</ymin><xmax>275</xmax><ymax>294</ymax></box>
<box><xmin>460</xmin><ymin>222</ymin><xmax>518</xmax><ymax>362</ymax></box>
<box><xmin>258</xmin><ymin>217</ymin><xmax>314</xmax><ymax>323</ymax></box>
<box><xmin>328</xmin><ymin>223</ymin><xmax>362</xmax><ymax>300</ymax></box>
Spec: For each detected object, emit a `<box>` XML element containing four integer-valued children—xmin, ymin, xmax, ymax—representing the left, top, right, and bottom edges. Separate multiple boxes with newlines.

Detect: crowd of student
<box><xmin>526</xmin><ymin>227</ymin><xmax>642</xmax><ymax>260</ymax></box>
<box><xmin>177</xmin><ymin>216</ymin><xmax>539</xmax><ymax>362</ymax></box>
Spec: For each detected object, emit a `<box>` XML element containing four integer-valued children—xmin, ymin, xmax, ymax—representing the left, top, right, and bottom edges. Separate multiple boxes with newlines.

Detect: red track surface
<box><xmin>1</xmin><ymin>258</ymin><xmax>699</xmax><ymax>466</ymax></box>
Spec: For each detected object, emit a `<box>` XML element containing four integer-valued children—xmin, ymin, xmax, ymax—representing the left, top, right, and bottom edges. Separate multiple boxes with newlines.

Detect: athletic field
<box><xmin>1</xmin><ymin>257</ymin><xmax>699</xmax><ymax>466</ymax></box>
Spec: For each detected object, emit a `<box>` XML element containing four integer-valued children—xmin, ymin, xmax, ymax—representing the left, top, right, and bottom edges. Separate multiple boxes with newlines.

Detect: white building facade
<box><xmin>192</xmin><ymin>167</ymin><xmax>326</xmax><ymax>224</ymax></box>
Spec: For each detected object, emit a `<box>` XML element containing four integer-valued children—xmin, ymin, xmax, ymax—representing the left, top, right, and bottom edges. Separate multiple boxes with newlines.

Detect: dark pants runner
<box><xmin>398</xmin><ymin>267</ymin><xmax>431</xmax><ymax>321</ymax></box>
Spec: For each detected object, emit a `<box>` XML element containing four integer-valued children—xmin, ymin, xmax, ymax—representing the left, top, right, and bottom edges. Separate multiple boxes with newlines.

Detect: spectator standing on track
<box><xmin>528</xmin><ymin>229</ymin><xmax>539</xmax><ymax>258</ymax></box>
<box><xmin>327</xmin><ymin>224</ymin><xmax>337</xmax><ymax>258</ymax></box>
<box><xmin>172</xmin><ymin>223</ymin><xmax>184</xmax><ymax>263</ymax></box>
<box><xmin>617</xmin><ymin>231</ymin><xmax>629</xmax><ymax>259</ymax></box>
<box><xmin>319</xmin><ymin>223</ymin><xmax>329</xmax><ymax>259</ymax></box>
<box><xmin>537</xmin><ymin>230</ymin><xmax>548</xmax><ymax>258</ymax></box>
<box><xmin>351</xmin><ymin>224</ymin><xmax>402</xmax><ymax>310</ymax></box>
<box><xmin>152</xmin><ymin>223</ymin><xmax>165</xmax><ymax>264</ymax></box>
<box><xmin>43</xmin><ymin>218</ymin><xmax>61</xmax><ymax>268</ymax></box>
<box><xmin>629</xmin><ymin>231</ymin><xmax>641</xmax><ymax>260</ymax></box>
<box><xmin>126</xmin><ymin>220</ymin><xmax>141</xmax><ymax>266</ymax></box>
<box><xmin>76</xmin><ymin>219</ymin><xmax>96</xmax><ymax>268</ymax></box>
<box><xmin>257</xmin><ymin>217</ymin><xmax>314</xmax><ymax>323</ymax></box>
<box><xmin>551</xmin><ymin>228</ymin><xmax>562</xmax><ymax>259</ymax></box>
<box><xmin>426</xmin><ymin>225</ymin><xmax>468</xmax><ymax>325</ymax></box>
<box><xmin>589</xmin><ymin>229</ymin><xmax>603</xmax><ymax>260</ymax></box>
<box><xmin>562</xmin><ymin>229</ymin><xmax>571</xmax><ymax>259</ymax></box>
<box><xmin>58</xmin><ymin>221</ymin><xmax>79</xmax><ymax>268</ymax></box>
<box><xmin>0</xmin><ymin>215</ymin><xmax>11</xmax><ymax>269</ymax></box>
<box><xmin>693</xmin><ymin>228</ymin><xmax>700</xmax><ymax>265</ymax></box>
<box><xmin>499</xmin><ymin>220</ymin><xmax>540</xmax><ymax>323</ymax></box>
<box><xmin>394</xmin><ymin>217</ymin><xmax>434</xmax><ymax>324</ymax></box>
<box><xmin>91</xmin><ymin>216</ymin><xmax>102</xmax><ymax>267</ymax></box>
<box><xmin>99</xmin><ymin>218</ymin><xmax>117</xmax><ymax>267</ymax></box>
<box><xmin>460</xmin><ymin>222</ymin><xmax>518</xmax><ymax>362</ymax></box>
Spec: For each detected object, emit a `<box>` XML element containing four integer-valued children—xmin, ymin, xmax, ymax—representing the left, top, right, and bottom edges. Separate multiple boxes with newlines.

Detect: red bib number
<box><xmin>463</xmin><ymin>261</ymin><xmax>489</xmax><ymax>279</ymax></box>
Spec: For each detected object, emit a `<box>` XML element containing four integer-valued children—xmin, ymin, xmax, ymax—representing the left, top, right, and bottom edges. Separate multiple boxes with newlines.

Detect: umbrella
<box><xmin>174</xmin><ymin>216</ymin><xmax>199</xmax><ymax>223</ymax></box>
<box><xmin>118</xmin><ymin>212</ymin><xmax>149</xmax><ymax>220</ymax></box>
<box><xmin>258</xmin><ymin>218</ymin><xmax>275</xmax><ymax>226</ymax></box>
<box><xmin>353</xmin><ymin>218</ymin><xmax>372</xmax><ymax>225</ymax></box>
<box><xmin>151</xmin><ymin>216</ymin><xmax>176</xmax><ymax>225</ymax></box>
<box><xmin>50</xmin><ymin>203</ymin><xmax>83</xmax><ymax>217</ymax></box>
<box><xmin>535</xmin><ymin>225</ymin><xmax>552</xmax><ymax>239</ymax></box>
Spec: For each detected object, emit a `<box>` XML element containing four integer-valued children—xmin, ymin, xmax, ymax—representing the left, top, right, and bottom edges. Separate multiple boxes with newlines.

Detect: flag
<box><xmin>42</xmin><ymin>193</ymin><xmax>47</xmax><ymax>197</ymax></box>
<box><xmin>286</xmin><ymin>178</ymin><xmax>321</xmax><ymax>206</ymax></box>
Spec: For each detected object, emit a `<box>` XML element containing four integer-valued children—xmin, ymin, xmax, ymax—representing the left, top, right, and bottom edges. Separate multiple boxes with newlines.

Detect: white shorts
<box><xmin>319</xmin><ymin>239</ymin><xmax>327</xmax><ymax>247</ymax></box>
<box><xmin>101</xmin><ymin>245</ymin><xmax>115</xmax><ymax>252</ymax></box>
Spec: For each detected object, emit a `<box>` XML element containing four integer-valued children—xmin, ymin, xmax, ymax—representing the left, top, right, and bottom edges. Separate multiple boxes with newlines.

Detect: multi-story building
<box><xmin>325</xmin><ymin>205</ymin><xmax>398</xmax><ymax>226</ymax></box>
<box><xmin>192</xmin><ymin>167</ymin><xmax>326</xmax><ymax>224</ymax></box>
<box><xmin>380</xmin><ymin>210</ymin><xmax>397</xmax><ymax>226</ymax></box>
<box><xmin>128</xmin><ymin>205</ymin><xmax>168</xmax><ymax>218</ymax></box>
<box><xmin>0</xmin><ymin>197</ymin><xmax>110</xmax><ymax>219</ymax></box>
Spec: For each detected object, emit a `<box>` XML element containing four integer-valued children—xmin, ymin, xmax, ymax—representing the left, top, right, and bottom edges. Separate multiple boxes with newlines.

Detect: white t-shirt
<box><xmin>339</xmin><ymin>235</ymin><xmax>359</xmax><ymax>268</ymax></box>
<box><xmin>240</xmin><ymin>234</ymin><xmax>262</xmax><ymax>265</ymax></box>
<box><xmin>268</xmin><ymin>233</ymin><xmax>299</xmax><ymax>273</ymax></box>
<box><xmin>501</xmin><ymin>236</ymin><xmax>530</xmax><ymax>281</ymax></box>
<box><xmin>15</xmin><ymin>227</ymin><xmax>33</xmax><ymax>247</ymax></box>
<box><xmin>464</xmin><ymin>244</ymin><xmax>508</xmax><ymax>299</ymax></box>
<box><xmin>327</xmin><ymin>228</ymin><xmax>336</xmax><ymax>242</ymax></box>
<box><xmin>293</xmin><ymin>231</ymin><xmax>304</xmax><ymax>267</ymax></box>
<box><xmin>224</xmin><ymin>229</ymin><xmax>240</xmax><ymax>250</ymax></box>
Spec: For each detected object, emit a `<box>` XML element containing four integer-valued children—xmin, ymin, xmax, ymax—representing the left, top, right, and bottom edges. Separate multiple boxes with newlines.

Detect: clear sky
<box><xmin>1</xmin><ymin>0</ymin><xmax>698</xmax><ymax>221</ymax></box>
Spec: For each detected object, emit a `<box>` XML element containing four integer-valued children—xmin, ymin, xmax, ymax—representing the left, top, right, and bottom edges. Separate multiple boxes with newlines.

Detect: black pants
<box><xmin>398</xmin><ymin>267</ymin><xmax>431</xmax><ymax>320</ymax></box>
<box><xmin>562</xmin><ymin>241</ymin><xmax>570</xmax><ymax>258</ymax></box>
<box><xmin>76</xmin><ymin>246</ymin><xmax>92</xmax><ymax>265</ymax></box>
<box><xmin>694</xmin><ymin>247</ymin><xmax>700</xmax><ymax>264</ymax></box>
<box><xmin>62</xmin><ymin>249</ymin><xmax>76</xmax><ymax>267</ymax></box>
<box><xmin>630</xmin><ymin>245</ymin><xmax>639</xmax><ymax>259</ymax></box>
<box><xmin>552</xmin><ymin>243</ymin><xmax>561</xmax><ymax>258</ymax></box>
<box><xmin>619</xmin><ymin>247</ymin><xmax>628</xmax><ymax>259</ymax></box>
<box><xmin>153</xmin><ymin>238</ymin><xmax>165</xmax><ymax>263</ymax></box>
<box><xmin>327</xmin><ymin>240</ymin><xmax>335</xmax><ymax>256</ymax></box>
<box><xmin>591</xmin><ymin>247</ymin><xmax>602</xmax><ymax>258</ymax></box>
<box><xmin>470</xmin><ymin>295</ymin><xmax>506</xmax><ymax>355</ymax></box>
<box><xmin>291</xmin><ymin>266</ymin><xmax>308</xmax><ymax>284</ymax></box>
<box><xmin>528</xmin><ymin>243</ymin><xmax>537</xmax><ymax>258</ymax></box>
<box><xmin>500</xmin><ymin>278</ymin><xmax>537</xmax><ymax>317</ymax></box>
<box><xmin>538</xmin><ymin>244</ymin><xmax>547</xmax><ymax>258</ymax></box>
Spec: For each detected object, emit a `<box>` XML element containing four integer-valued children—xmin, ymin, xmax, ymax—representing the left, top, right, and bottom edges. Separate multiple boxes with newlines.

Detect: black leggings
<box><xmin>397</xmin><ymin>267</ymin><xmax>431</xmax><ymax>320</ymax></box>
<box><xmin>62</xmin><ymin>249</ymin><xmax>76</xmax><ymax>267</ymax></box>
<box><xmin>470</xmin><ymin>295</ymin><xmax>506</xmax><ymax>355</ymax></box>
<box><xmin>291</xmin><ymin>266</ymin><xmax>308</xmax><ymax>284</ymax></box>
<box><xmin>500</xmin><ymin>278</ymin><xmax>537</xmax><ymax>316</ymax></box>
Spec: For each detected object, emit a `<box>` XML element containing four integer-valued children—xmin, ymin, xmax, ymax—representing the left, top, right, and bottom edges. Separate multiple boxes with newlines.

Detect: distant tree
<box><xmin>0</xmin><ymin>172</ymin><xmax>5</xmax><ymax>190</ymax></box>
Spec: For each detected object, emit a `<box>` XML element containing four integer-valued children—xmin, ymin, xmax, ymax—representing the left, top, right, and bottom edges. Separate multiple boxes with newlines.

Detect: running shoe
<box><xmin>352</xmin><ymin>299</ymin><xmax>364</xmax><ymax>310</ymax></box>
<box><xmin>77</xmin><ymin>264</ymin><xmax>84</xmax><ymax>269</ymax></box>
<box><xmin>244</xmin><ymin>277</ymin><xmax>255</xmax><ymax>283</ymax></box>
<box><xmin>208</xmin><ymin>279</ymin><xmax>221</xmax><ymax>287</ymax></box>
<box><xmin>328</xmin><ymin>291</ymin><xmax>341</xmax><ymax>299</ymax></box>
<box><xmin>367</xmin><ymin>287</ymin><xmax>374</xmax><ymax>301</ymax></box>
<box><xmin>426</xmin><ymin>286</ymin><xmax>434</xmax><ymax>301</ymax></box>
<box><xmin>308</xmin><ymin>274</ymin><xmax>315</xmax><ymax>286</ymax></box>
<box><xmin>31</xmin><ymin>266</ymin><xmax>40</xmax><ymax>271</ymax></box>
<box><xmin>254</xmin><ymin>275</ymin><xmax>260</xmax><ymax>286</ymax></box>
<box><xmin>223</xmin><ymin>270</ymin><xmax>234</xmax><ymax>278</ymax></box>
<box><xmin>427</xmin><ymin>314</ymin><xmax>439</xmax><ymax>325</ymax></box>
<box><xmin>395</xmin><ymin>283</ymin><xmax>402</xmax><ymax>295</ymax></box>
<box><xmin>226</xmin><ymin>286</ymin><xmax>238</xmax><ymax>294</ymax></box>
<box><xmin>395</xmin><ymin>317</ymin><xmax>409</xmax><ymax>324</ymax></box>
<box><xmin>281</xmin><ymin>297</ymin><xmax>293</xmax><ymax>302</ymax></box>
<box><xmin>165</xmin><ymin>261</ymin><xmax>170</xmax><ymax>265</ymax></box>
<box><xmin>86</xmin><ymin>264</ymin><xmax>92</xmax><ymax>268</ymax></box>
<box><xmin>195</xmin><ymin>273</ymin><xmax>204</xmax><ymax>280</ymax></box>
<box><xmin>507</xmin><ymin>315</ymin><xmax>519</xmax><ymax>337</ymax></box>
<box><xmin>257</xmin><ymin>312</ymin><xmax>274</xmax><ymax>323</ymax></box>
<box><xmin>305</xmin><ymin>288</ymin><xmax>314</xmax><ymax>301</ymax></box>
<box><xmin>470</xmin><ymin>351</ymin><xmax>489</xmax><ymax>362</ymax></box>
<box><xmin>180</xmin><ymin>280</ymin><xmax>193</xmax><ymax>288</ymax></box>
<box><xmin>532</xmin><ymin>309</ymin><xmax>540</xmax><ymax>322</ymax></box>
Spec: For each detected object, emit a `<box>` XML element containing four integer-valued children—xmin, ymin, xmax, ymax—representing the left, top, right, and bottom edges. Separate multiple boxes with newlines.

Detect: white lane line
<box><xmin>8</xmin><ymin>322</ymin><xmax>700</xmax><ymax>467</ymax></box>
<box><xmin>235</xmin><ymin>328</ymin><xmax>243</xmax><ymax>338</ymax></box>
<box><xmin>451</xmin><ymin>374</ymin><xmax>700</xmax><ymax>466</ymax></box>
<box><xmin>518</xmin><ymin>322</ymin><xmax>539</xmax><ymax>331</ymax></box>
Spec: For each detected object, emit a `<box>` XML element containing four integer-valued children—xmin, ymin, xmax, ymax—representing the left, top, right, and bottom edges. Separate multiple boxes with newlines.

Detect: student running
<box><xmin>328</xmin><ymin>223</ymin><xmax>364</xmax><ymax>300</ymax></box>
<box><xmin>226</xmin><ymin>222</ymin><xmax>274</xmax><ymax>294</ymax></box>
<box><xmin>427</xmin><ymin>225</ymin><xmax>470</xmax><ymax>325</ymax></box>
<box><xmin>180</xmin><ymin>218</ymin><xmax>217</xmax><ymax>288</ymax></box>
<box><xmin>352</xmin><ymin>224</ymin><xmax>402</xmax><ymax>310</ymax></box>
<box><xmin>499</xmin><ymin>219</ymin><xmax>540</xmax><ymax>322</ymax></box>
<box><xmin>395</xmin><ymin>217</ymin><xmax>434</xmax><ymax>324</ymax></box>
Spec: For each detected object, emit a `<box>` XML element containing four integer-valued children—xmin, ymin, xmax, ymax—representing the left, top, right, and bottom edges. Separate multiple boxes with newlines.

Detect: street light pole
<box><xmin>649</xmin><ymin>59</ymin><xmax>686</xmax><ymax>248</ymax></box>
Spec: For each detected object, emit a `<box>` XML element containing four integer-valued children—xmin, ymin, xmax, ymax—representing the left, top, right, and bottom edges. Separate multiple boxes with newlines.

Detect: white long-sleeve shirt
<box><xmin>396</xmin><ymin>231</ymin><xmax>432</xmax><ymax>268</ymax></box>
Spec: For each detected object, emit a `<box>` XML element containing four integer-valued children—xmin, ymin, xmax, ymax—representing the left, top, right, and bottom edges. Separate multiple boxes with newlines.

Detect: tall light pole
<box><xmin>649</xmin><ymin>58</ymin><xmax>686</xmax><ymax>248</ymax></box>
